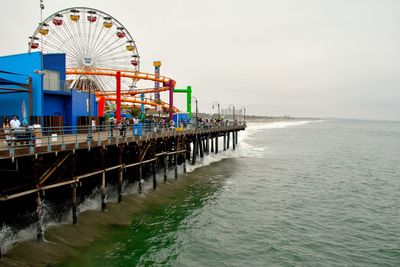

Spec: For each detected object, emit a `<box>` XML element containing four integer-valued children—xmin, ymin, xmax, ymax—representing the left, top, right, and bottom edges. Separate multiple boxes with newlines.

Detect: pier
<box><xmin>0</xmin><ymin>123</ymin><xmax>245</xmax><ymax>257</ymax></box>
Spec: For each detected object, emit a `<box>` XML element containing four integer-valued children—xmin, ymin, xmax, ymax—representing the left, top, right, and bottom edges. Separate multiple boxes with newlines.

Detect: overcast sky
<box><xmin>1</xmin><ymin>0</ymin><xmax>399</xmax><ymax>120</ymax></box>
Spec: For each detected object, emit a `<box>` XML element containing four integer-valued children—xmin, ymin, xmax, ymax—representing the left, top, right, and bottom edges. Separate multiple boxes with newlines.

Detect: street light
<box><xmin>191</xmin><ymin>96</ymin><xmax>198</xmax><ymax>122</ymax></box>
<box><xmin>240</xmin><ymin>106</ymin><xmax>246</xmax><ymax>124</ymax></box>
<box><xmin>212</xmin><ymin>101</ymin><xmax>220</xmax><ymax>120</ymax></box>
<box><xmin>228</xmin><ymin>104</ymin><xmax>235</xmax><ymax>123</ymax></box>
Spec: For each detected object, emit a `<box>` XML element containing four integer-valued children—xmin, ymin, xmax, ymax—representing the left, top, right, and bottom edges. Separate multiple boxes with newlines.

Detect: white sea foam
<box><xmin>247</xmin><ymin>120</ymin><xmax>321</xmax><ymax>131</ymax></box>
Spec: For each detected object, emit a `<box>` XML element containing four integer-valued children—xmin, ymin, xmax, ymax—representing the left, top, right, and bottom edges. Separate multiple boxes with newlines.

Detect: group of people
<box><xmin>2</xmin><ymin>115</ymin><xmax>23</xmax><ymax>144</ymax></box>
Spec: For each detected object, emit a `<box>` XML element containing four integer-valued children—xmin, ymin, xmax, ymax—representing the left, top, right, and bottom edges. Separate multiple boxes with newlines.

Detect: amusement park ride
<box><xmin>28</xmin><ymin>6</ymin><xmax>186</xmax><ymax>122</ymax></box>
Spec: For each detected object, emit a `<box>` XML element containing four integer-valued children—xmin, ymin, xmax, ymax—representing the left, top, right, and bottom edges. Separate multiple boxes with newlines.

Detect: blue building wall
<box><xmin>0</xmin><ymin>52</ymin><xmax>43</xmax><ymax>117</ymax></box>
<box><xmin>71</xmin><ymin>90</ymin><xmax>97</xmax><ymax>126</ymax></box>
<box><xmin>43</xmin><ymin>53</ymin><xmax>66</xmax><ymax>81</ymax></box>
<box><xmin>43</xmin><ymin>94</ymin><xmax>70</xmax><ymax>118</ymax></box>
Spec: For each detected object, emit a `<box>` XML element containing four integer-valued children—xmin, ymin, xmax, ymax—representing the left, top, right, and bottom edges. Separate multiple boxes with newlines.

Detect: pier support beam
<box><xmin>215</xmin><ymin>135</ymin><xmax>219</xmax><ymax>154</ymax></box>
<box><xmin>199</xmin><ymin>136</ymin><xmax>204</xmax><ymax>158</ymax></box>
<box><xmin>36</xmin><ymin>191</ymin><xmax>44</xmax><ymax>241</ymax></box>
<box><xmin>227</xmin><ymin>132</ymin><xmax>230</xmax><ymax>149</ymax></box>
<box><xmin>138</xmin><ymin>164</ymin><xmax>143</xmax><ymax>194</ymax></box>
<box><xmin>206</xmin><ymin>135</ymin><xmax>210</xmax><ymax>154</ymax></box>
<box><xmin>101</xmin><ymin>171</ymin><xmax>106</xmax><ymax>211</ymax></box>
<box><xmin>232</xmin><ymin>131</ymin><xmax>236</xmax><ymax>150</ymax></box>
<box><xmin>101</xmin><ymin>149</ymin><xmax>107</xmax><ymax>211</ymax></box>
<box><xmin>183</xmin><ymin>152</ymin><xmax>187</xmax><ymax>173</ymax></box>
<box><xmin>153</xmin><ymin>161</ymin><xmax>157</xmax><ymax>190</ymax></box>
<box><xmin>163</xmin><ymin>154</ymin><xmax>167</xmax><ymax>182</ymax></box>
<box><xmin>71</xmin><ymin>152</ymin><xmax>78</xmax><ymax>224</ymax></box>
<box><xmin>192</xmin><ymin>135</ymin><xmax>197</xmax><ymax>165</ymax></box>
<box><xmin>174</xmin><ymin>140</ymin><xmax>178</xmax><ymax>179</ymax></box>
<box><xmin>223</xmin><ymin>133</ymin><xmax>226</xmax><ymax>151</ymax></box>
<box><xmin>118</xmin><ymin>146</ymin><xmax>124</xmax><ymax>203</ymax></box>
<box><xmin>236</xmin><ymin>131</ymin><xmax>238</xmax><ymax>145</ymax></box>
<box><xmin>211</xmin><ymin>135</ymin><xmax>214</xmax><ymax>153</ymax></box>
<box><xmin>186</xmin><ymin>140</ymin><xmax>191</xmax><ymax>162</ymax></box>
<box><xmin>72</xmin><ymin>183</ymin><xmax>78</xmax><ymax>224</ymax></box>
<box><xmin>174</xmin><ymin>153</ymin><xmax>178</xmax><ymax>179</ymax></box>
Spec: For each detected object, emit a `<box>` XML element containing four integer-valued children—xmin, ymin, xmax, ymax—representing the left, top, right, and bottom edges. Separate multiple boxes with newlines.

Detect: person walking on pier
<box><xmin>10</xmin><ymin>115</ymin><xmax>21</xmax><ymax>129</ymax></box>
<box><xmin>109</xmin><ymin>116</ymin><xmax>116</xmax><ymax>137</ymax></box>
<box><xmin>3</xmin><ymin>117</ymin><xmax>10</xmax><ymax>145</ymax></box>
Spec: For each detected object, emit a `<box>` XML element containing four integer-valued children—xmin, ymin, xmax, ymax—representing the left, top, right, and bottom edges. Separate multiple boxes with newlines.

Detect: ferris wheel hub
<box><xmin>82</xmin><ymin>56</ymin><xmax>93</xmax><ymax>67</ymax></box>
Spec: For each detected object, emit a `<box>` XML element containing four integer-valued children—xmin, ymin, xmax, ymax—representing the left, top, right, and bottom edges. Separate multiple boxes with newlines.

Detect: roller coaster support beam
<box><xmin>174</xmin><ymin>86</ymin><xmax>192</xmax><ymax>118</ymax></box>
<box><xmin>153</xmin><ymin>61</ymin><xmax>161</xmax><ymax>100</ymax></box>
<box><xmin>116</xmin><ymin>71</ymin><xmax>121</xmax><ymax>122</ymax></box>
<box><xmin>166</xmin><ymin>80</ymin><xmax>176</xmax><ymax>121</ymax></box>
<box><xmin>141</xmin><ymin>93</ymin><xmax>145</xmax><ymax>121</ymax></box>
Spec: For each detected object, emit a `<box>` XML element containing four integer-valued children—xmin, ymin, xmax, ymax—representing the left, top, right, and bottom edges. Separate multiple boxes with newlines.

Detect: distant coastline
<box><xmin>245</xmin><ymin>115</ymin><xmax>320</xmax><ymax>123</ymax></box>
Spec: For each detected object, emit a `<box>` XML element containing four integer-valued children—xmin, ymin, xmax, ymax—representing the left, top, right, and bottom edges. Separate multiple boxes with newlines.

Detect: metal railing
<box><xmin>0</xmin><ymin>121</ymin><xmax>246</xmax><ymax>157</ymax></box>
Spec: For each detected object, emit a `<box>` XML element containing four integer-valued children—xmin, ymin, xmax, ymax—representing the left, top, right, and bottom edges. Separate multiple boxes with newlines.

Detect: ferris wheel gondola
<box><xmin>28</xmin><ymin>7</ymin><xmax>140</xmax><ymax>93</ymax></box>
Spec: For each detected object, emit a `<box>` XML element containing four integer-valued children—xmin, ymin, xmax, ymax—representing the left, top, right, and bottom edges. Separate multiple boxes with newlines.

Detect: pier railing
<box><xmin>0</xmin><ymin>122</ymin><xmax>245</xmax><ymax>158</ymax></box>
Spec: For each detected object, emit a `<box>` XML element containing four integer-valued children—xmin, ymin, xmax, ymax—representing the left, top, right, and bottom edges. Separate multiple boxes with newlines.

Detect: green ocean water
<box><xmin>16</xmin><ymin>120</ymin><xmax>400</xmax><ymax>266</ymax></box>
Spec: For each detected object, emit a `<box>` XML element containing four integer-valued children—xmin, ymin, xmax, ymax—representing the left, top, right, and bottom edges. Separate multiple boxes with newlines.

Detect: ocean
<box><xmin>2</xmin><ymin>119</ymin><xmax>400</xmax><ymax>266</ymax></box>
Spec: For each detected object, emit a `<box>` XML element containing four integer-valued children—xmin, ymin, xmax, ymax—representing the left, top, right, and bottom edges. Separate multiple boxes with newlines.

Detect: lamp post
<box><xmin>212</xmin><ymin>101</ymin><xmax>220</xmax><ymax>120</ymax></box>
<box><xmin>87</xmin><ymin>85</ymin><xmax>93</xmax><ymax>141</ymax></box>
<box><xmin>228</xmin><ymin>104</ymin><xmax>236</xmax><ymax>123</ymax></box>
<box><xmin>191</xmin><ymin>96</ymin><xmax>198</xmax><ymax>123</ymax></box>
<box><xmin>240</xmin><ymin>106</ymin><xmax>246</xmax><ymax>124</ymax></box>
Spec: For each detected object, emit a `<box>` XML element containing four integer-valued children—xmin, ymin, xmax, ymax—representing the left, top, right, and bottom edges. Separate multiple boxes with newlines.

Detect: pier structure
<box><xmin>0</xmin><ymin>123</ymin><xmax>244</xmax><ymax>256</ymax></box>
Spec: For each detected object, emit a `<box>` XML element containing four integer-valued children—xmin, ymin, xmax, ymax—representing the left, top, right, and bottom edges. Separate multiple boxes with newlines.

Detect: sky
<box><xmin>0</xmin><ymin>0</ymin><xmax>399</xmax><ymax>120</ymax></box>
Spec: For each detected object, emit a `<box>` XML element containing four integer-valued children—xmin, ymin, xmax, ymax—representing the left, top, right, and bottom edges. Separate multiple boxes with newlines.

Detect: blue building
<box><xmin>0</xmin><ymin>51</ymin><xmax>97</xmax><ymax>127</ymax></box>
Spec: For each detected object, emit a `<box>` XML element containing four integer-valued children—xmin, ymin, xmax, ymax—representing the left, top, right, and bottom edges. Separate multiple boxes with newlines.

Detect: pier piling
<box><xmin>36</xmin><ymin>191</ymin><xmax>44</xmax><ymax>241</ymax></box>
<box><xmin>227</xmin><ymin>132</ymin><xmax>230</xmax><ymax>149</ymax></box>
<box><xmin>223</xmin><ymin>133</ymin><xmax>226</xmax><ymax>151</ymax></box>
<box><xmin>199</xmin><ymin>136</ymin><xmax>204</xmax><ymax>158</ymax></box>
<box><xmin>233</xmin><ymin>132</ymin><xmax>236</xmax><ymax>150</ymax></box>
<box><xmin>72</xmin><ymin>183</ymin><xmax>78</xmax><ymax>224</ymax></box>
<box><xmin>192</xmin><ymin>135</ymin><xmax>197</xmax><ymax>165</ymax></box>
<box><xmin>163</xmin><ymin>154</ymin><xmax>167</xmax><ymax>182</ymax></box>
<box><xmin>215</xmin><ymin>135</ymin><xmax>219</xmax><ymax>154</ymax></box>
<box><xmin>101</xmin><ymin>171</ymin><xmax>106</xmax><ymax>211</ymax></box>
<box><xmin>153</xmin><ymin>161</ymin><xmax>157</xmax><ymax>190</ymax></box>
<box><xmin>118</xmin><ymin>147</ymin><xmax>124</xmax><ymax>202</ymax></box>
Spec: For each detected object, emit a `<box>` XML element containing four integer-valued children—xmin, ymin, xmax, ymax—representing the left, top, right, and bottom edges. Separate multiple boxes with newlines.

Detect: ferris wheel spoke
<box><xmin>87</xmin><ymin>17</ymin><xmax>102</xmax><ymax>55</ymax></box>
<box><xmin>62</xmin><ymin>18</ymin><xmax>87</xmax><ymax>59</ymax></box>
<box><xmin>95</xmin><ymin>75</ymin><xmax>114</xmax><ymax>91</ymax></box>
<box><xmin>76</xmin><ymin>18</ymin><xmax>92</xmax><ymax>56</ymax></box>
<box><xmin>91</xmin><ymin>69</ymin><xmax>115</xmax><ymax>90</ymax></box>
<box><xmin>91</xmin><ymin>20</ymin><xmax>118</xmax><ymax>58</ymax></box>
<box><xmin>97</xmin><ymin>55</ymin><xmax>130</xmax><ymax>66</ymax></box>
<box><xmin>97</xmin><ymin>50</ymin><xmax>130</xmax><ymax>61</ymax></box>
<box><xmin>76</xmin><ymin>19</ymin><xmax>90</xmax><ymax>58</ymax></box>
<box><xmin>88</xmin><ymin>26</ymin><xmax>105</xmax><ymax>57</ymax></box>
<box><xmin>92</xmin><ymin>40</ymin><xmax>126</xmax><ymax>62</ymax></box>
<box><xmin>42</xmin><ymin>37</ymin><xmax>81</xmax><ymax>60</ymax></box>
<box><xmin>86</xmin><ymin>16</ymin><xmax>95</xmax><ymax>55</ymax></box>
<box><xmin>90</xmin><ymin>27</ymin><xmax>113</xmax><ymax>59</ymax></box>
<box><xmin>47</xmin><ymin>34</ymin><xmax>81</xmax><ymax>60</ymax></box>
<box><xmin>47</xmin><ymin>24</ymin><xmax>83</xmax><ymax>59</ymax></box>
<box><xmin>48</xmin><ymin>21</ymin><xmax>84</xmax><ymax>57</ymax></box>
<box><xmin>91</xmin><ymin>29</ymin><xmax>121</xmax><ymax>60</ymax></box>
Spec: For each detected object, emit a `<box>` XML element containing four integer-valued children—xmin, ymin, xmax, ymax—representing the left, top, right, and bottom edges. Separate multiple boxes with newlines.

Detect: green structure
<box><xmin>173</xmin><ymin>86</ymin><xmax>192</xmax><ymax>117</ymax></box>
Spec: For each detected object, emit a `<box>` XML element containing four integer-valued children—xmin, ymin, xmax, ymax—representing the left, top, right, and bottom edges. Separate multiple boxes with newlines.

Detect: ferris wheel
<box><xmin>28</xmin><ymin>7</ymin><xmax>140</xmax><ymax>93</ymax></box>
